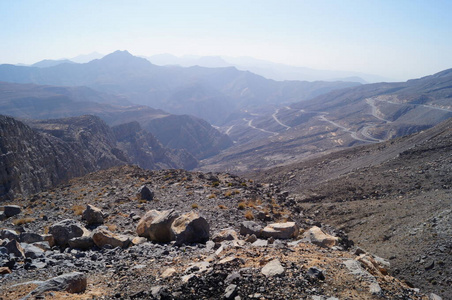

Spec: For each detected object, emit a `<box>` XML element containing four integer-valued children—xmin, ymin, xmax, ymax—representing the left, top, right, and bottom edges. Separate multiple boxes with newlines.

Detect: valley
<box><xmin>0</xmin><ymin>51</ymin><xmax>450</xmax><ymax>299</ymax></box>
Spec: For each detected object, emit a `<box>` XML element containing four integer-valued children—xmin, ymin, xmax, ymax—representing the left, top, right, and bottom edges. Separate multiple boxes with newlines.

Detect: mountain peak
<box><xmin>95</xmin><ymin>50</ymin><xmax>153</xmax><ymax>68</ymax></box>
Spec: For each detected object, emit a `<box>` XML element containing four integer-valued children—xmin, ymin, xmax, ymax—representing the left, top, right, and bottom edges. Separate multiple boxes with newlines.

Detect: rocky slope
<box><xmin>248</xmin><ymin>118</ymin><xmax>452</xmax><ymax>299</ymax></box>
<box><xmin>201</xmin><ymin>69</ymin><xmax>452</xmax><ymax>172</ymax></box>
<box><xmin>0</xmin><ymin>115</ymin><xmax>197</xmax><ymax>200</ymax></box>
<box><xmin>0</xmin><ymin>115</ymin><xmax>127</xmax><ymax>200</ymax></box>
<box><xmin>0</xmin><ymin>81</ymin><xmax>233</xmax><ymax>160</ymax></box>
<box><xmin>0</xmin><ymin>165</ymin><xmax>436</xmax><ymax>299</ymax></box>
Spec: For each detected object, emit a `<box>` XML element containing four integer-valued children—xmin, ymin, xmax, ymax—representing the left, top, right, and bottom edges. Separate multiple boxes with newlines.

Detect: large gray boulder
<box><xmin>82</xmin><ymin>204</ymin><xmax>105</xmax><ymax>225</ymax></box>
<box><xmin>171</xmin><ymin>211</ymin><xmax>209</xmax><ymax>246</ymax></box>
<box><xmin>20</xmin><ymin>232</ymin><xmax>44</xmax><ymax>244</ymax></box>
<box><xmin>3</xmin><ymin>205</ymin><xmax>21</xmax><ymax>217</ymax></box>
<box><xmin>137</xmin><ymin>209</ymin><xmax>179</xmax><ymax>243</ymax></box>
<box><xmin>49</xmin><ymin>219</ymin><xmax>89</xmax><ymax>247</ymax></box>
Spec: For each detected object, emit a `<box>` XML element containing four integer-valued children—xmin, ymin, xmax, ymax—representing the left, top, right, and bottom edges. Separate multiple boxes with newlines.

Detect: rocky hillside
<box><xmin>0</xmin><ymin>81</ymin><xmax>233</xmax><ymax>160</ymax></box>
<box><xmin>0</xmin><ymin>115</ymin><xmax>198</xmax><ymax>200</ymax></box>
<box><xmin>112</xmin><ymin>122</ymin><xmax>198</xmax><ymax>170</ymax></box>
<box><xmin>248</xmin><ymin>118</ymin><xmax>452</xmax><ymax>299</ymax></box>
<box><xmin>0</xmin><ymin>165</ymin><xmax>436</xmax><ymax>299</ymax></box>
<box><xmin>201</xmin><ymin>69</ymin><xmax>452</xmax><ymax>173</ymax></box>
<box><xmin>0</xmin><ymin>115</ymin><xmax>127</xmax><ymax>200</ymax></box>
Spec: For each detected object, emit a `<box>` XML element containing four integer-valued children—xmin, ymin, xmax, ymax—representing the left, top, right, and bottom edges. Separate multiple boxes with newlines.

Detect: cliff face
<box><xmin>0</xmin><ymin>115</ymin><xmax>128</xmax><ymax>200</ymax></box>
<box><xmin>112</xmin><ymin>121</ymin><xmax>198</xmax><ymax>170</ymax></box>
<box><xmin>0</xmin><ymin>115</ymin><xmax>201</xmax><ymax>200</ymax></box>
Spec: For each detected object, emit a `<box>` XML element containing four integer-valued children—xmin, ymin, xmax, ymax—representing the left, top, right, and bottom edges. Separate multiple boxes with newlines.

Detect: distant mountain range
<box><xmin>147</xmin><ymin>54</ymin><xmax>392</xmax><ymax>83</ymax></box>
<box><xmin>1</xmin><ymin>50</ymin><xmax>360</xmax><ymax>125</ymax></box>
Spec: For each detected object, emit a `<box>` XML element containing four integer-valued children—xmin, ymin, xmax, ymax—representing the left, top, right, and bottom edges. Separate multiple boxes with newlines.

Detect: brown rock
<box><xmin>92</xmin><ymin>227</ymin><xmax>131</xmax><ymax>249</ymax></box>
<box><xmin>261</xmin><ymin>222</ymin><xmax>299</xmax><ymax>239</ymax></box>
<box><xmin>303</xmin><ymin>226</ymin><xmax>338</xmax><ymax>248</ymax></box>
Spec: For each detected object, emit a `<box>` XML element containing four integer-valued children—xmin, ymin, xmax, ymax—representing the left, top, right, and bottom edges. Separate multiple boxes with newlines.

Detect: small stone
<box><xmin>307</xmin><ymin>267</ymin><xmax>325</xmax><ymax>281</ymax></box>
<box><xmin>0</xmin><ymin>266</ymin><xmax>11</xmax><ymax>274</ymax></box>
<box><xmin>68</xmin><ymin>236</ymin><xmax>94</xmax><ymax>250</ymax></box>
<box><xmin>224</xmin><ymin>284</ymin><xmax>238</xmax><ymax>299</ymax></box>
<box><xmin>20</xmin><ymin>232</ymin><xmax>44</xmax><ymax>244</ymax></box>
<box><xmin>261</xmin><ymin>259</ymin><xmax>284</xmax><ymax>277</ymax></box>
<box><xmin>161</xmin><ymin>267</ymin><xmax>176</xmax><ymax>278</ymax></box>
<box><xmin>5</xmin><ymin>239</ymin><xmax>25</xmax><ymax>258</ymax></box>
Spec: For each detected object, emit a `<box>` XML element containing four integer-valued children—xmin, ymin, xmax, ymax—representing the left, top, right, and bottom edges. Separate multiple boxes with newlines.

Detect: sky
<box><xmin>1</xmin><ymin>0</ymin><xmax>451</xmax><ymax>81</ymax></box>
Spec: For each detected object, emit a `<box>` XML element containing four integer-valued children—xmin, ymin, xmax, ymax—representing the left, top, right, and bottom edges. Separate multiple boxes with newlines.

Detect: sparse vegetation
<box><xmin>12</xmin><ymin>217</ymin><xmax>35</xmax><ymax>225</ymax></box>
<box><xmin>238</xmin><ymin>202</ymin><xmax>246</xmax><ymax>210</ymax></box>
<box><xmin>218</xmin><ymin>204</ymin><xmax>227</xmax><ymax>209</ymax></box>
<box><xmin>244</xmin><ymin>210</ymin><xmax>254</xmax><ymax>220</ymax></box>
<box><xmin>191</xmin><ymin>203</ymin><xmax>199</xmax><ymax>209</ymax></box>
<box><xmin>72</xmin><ymin>205</ymin><xmax>85</xmax><ymax>216</ymax></box>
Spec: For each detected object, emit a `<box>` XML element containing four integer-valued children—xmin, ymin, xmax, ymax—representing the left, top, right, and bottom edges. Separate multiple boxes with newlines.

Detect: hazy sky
<box><xmin>1</xmin><ymin>0</ymin><xmax>451</xmax><ymax>81</ymax></box>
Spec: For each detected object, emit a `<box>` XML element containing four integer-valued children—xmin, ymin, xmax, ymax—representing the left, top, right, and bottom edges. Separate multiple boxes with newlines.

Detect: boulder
<box><xmin>5</xmin><ymin>239</ymin><xmax>25</xmax><ymax>258</ymax></box>
<box><xmin>82</xmin><ymin>204</ymin><xmax>105</xmax><ymax>225</ymax></box>
<box><xmin>0</xmin><ymin>229</ymin><xmax>19</xmax><ymax>241</ymax></box>
<box><xmin>20</xmin><ymin>232</ymin><xmax>44</xmax><ymax>244</ymax></box>
<box><xmin>261</xmin><ymin>222</ymin><xmax>298</xmax><ymax>239</ymax></box>
<box><xmin>240</xmin><ymin>221</ymin><xmax>262</xmax><ymax>237</ymax></box>
<box><xmin>0</xmin><ymin>212</ymin><xmax>6</xmax><ymax>221</ymax></box>
<box><xmin>3</xmin><ymin>205</ymin><xmax>21</xmax><ymax>217</ymax></box>
<box><xmin>27</xmin><ymin>272</ymin><xmax>87</xmax><ymax>297</ymax></box>
<box><xmin>0</xmin><ymin>267</ymin><xmax>11</xmax><ymax>274</ymax></box>
<box><xmin>138</xmin><ymin>209</ymin><xmax>179</xmax><ymax>242</ymax></box>
<box><xmin>137</xmin><ymin>185</ymin><xmax>154</xmax><ymax>201</ymax></box>
<box><xmin>68</xmin><ymin>236</ymin><xmax>94</xmax><ymax>250</ymax></box>
<box><xmin>136</xmin><ymin>210</ymin><xmax>163</xmax><ymax>237</ymax></box>
<box><xmin>49</xmin><ymin>219</ymin><xmax>89</xmax><ymax>247</ymax></box>
<box><xmin>171</xmin><ymin>211</ymin><xmax>209</xmax><ymax>245</ymax></box>
<box><xmin>303</xmin><ymin>226</ymin><xmax>338</xmax><ymax>248</ymax></box>
<box><xmin>23</xmin><ymin>244</ymin><xmax>45</xmax><ymax>259</ymax></box>
<box><xmin>131</xmin><ymin>237</ymin><xmax>148</xmax><ymax>246</ymax></box>
<box><xmin>261</xmin><ymin>259</ymin><xmax>285</xmax><ymax>277</ymax></box>
<box><xmin>92</xmin><ymin>227</ymin><xmax>131</xmax><ymax>249</ymax></box>
<box><xmin>212</xmin><ymin>228</ymin><xmax>239</xmax><ymax>243</ymax></box>
<box><xmin>42</xmin><ymin>234</ymin><xmax>55</xmax><ymax>247</ymax></box>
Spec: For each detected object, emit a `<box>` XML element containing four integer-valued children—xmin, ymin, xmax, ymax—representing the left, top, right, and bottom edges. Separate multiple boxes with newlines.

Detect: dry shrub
<box><xmin>238</xmin><ymin>202</ymin><xmax>246</xmax><ymax>210</ymax></box>
<box><xmin>224</xmin><ymin>190</ymin><xmax>232</xmax><ymax>197</ymax></box>
<box><xmin>244</xmin><ymin>210</ymin><xmax>254</xmax><ymax>220</ymax></box>
<box><xmin>218</xmin><ymin>204</ymin><xmax>227</xmax><ymax>210</ymax></box>
<box><xmin>208</xmin><ymin>194</ymin><xmax>216</xmax><ymax>199</ymax></box>
<box><xmin>72</xmin><ymin>205</ymin><xmax>85</xmax><ymax>216</ymax></box>
<box><xmin>13</xmin><ymin>218</ymin><xmax>35</xmax><ymax>226</ymax></box>
<box><xmin>191</xmin><ymin>203</ymin><xmax>199</xmax><ymax>209</ymax></box>
<box><xmin>106</xmin><ymin>224</ymin><xmax>117</xmax><ymax>232</ymax></box>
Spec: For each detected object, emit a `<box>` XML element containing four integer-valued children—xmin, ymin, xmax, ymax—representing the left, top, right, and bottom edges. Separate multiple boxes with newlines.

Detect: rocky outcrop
<box><xmin>0</xmin><ymin>115</ymin><xmax>128</xmax><ymax>200</ymax></box>
<box><xmin>112</xmin><ymin>121</ymin><xmax>198</xmax><ymax>170</ymax></box>
<box><xmin>261</xmin><ymin>222</ymin><xmax>299</xmax><ymax>239</ymax></box>
<box><xmin>137</xmin><ymin>209</ymin><xmax>179</xmax><ymax>243</ymax></box>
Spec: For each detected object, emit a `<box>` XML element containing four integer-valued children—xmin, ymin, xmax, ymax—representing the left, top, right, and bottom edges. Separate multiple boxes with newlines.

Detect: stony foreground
<box><xmin>0</xmin><ymin>166</ymin><xmax>439</xmax><ymax>299</ymax></box>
